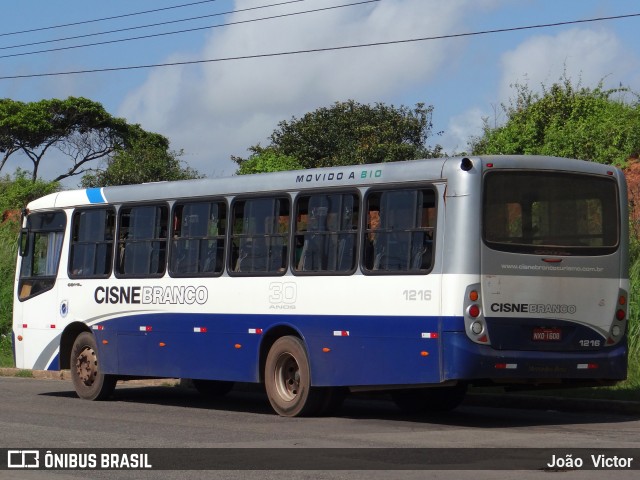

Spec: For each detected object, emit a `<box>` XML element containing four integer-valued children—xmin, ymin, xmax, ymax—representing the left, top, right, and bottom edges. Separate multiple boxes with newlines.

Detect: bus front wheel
<box><xmin>264</xmin><ymin>336</ymin><xmax>325</xmax><ymax>417</ymax></box>
<box><xmin>70</xmin><ymin>332</ymin><xmax>116</xmax><ymax>401</ymax></box>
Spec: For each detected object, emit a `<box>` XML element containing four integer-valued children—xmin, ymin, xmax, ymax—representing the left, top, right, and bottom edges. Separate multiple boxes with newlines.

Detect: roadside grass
<box><xmin>0</xmin><ymin>223</ymin><xmax>18</xmax><ymax>339</ymax></box>
<box><xmin>0</xmin><ymin>334</ymin><xmax>13</xmax><ymax>368</ymax></box>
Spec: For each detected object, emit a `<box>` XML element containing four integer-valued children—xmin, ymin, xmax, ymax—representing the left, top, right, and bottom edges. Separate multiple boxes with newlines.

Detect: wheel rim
<box><xmin>273</xmin><ymin>352</ymin><xmax>300</xmax><ymax>402</ymax></box>
<box><xmin>75</xmin><ymin>346</ymin><xmax>98</xmax><ymax>387</ymax></box>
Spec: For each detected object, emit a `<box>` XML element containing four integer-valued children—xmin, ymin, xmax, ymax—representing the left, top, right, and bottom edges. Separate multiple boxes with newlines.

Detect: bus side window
<box><xmin>294</xmin><ymin>192</ymin><xmax>359</xmax><ymax>274</ymax></box>
<box><xmin>170</xmin><ymin>200</ymin><xmax>226</xmax><ymax>277</ymax></box>
<box><xmin>117</xmin><ymin>205</ymin><xmax>168</xmax><ymax>277</ymax></box>
<box><xmin>231</xmin><ymin>197</ymin><xmax>289</xmax><ymax>275</ymax></box>
<box><xmin>18</xmin><ymin>210</ymin><xmax>67</xmax><ymax>300</ymax></box>
<box><xmin>364</xmin><ymin>188</ymin><xmax>436</xmax><ymax>274</ymax></box>
<box><xmin>69</xmin><ymin>208</ymin><xmax>115</xmax><ymax>278</ymax></box>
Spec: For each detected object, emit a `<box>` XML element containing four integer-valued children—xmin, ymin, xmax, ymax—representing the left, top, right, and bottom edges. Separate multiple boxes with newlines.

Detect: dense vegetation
<box><xmin>0</xmin><ymin>223</ymin><xmax>18</xmax><ymax>366</ymax></box>
<box><xmin>233</xmin><ymin>100</ymin><xmax>442</xmax><ymax>173</ymax></box>
<box><xmin>470</xmin><ymin>78</ymin><xmax>640</xmax><ymax>165</ymax></box>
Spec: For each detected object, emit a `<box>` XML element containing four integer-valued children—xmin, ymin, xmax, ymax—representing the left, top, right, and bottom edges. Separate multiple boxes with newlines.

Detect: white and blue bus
<box><xmin>12</xmin><ymin>156</ymin><xmax>629</xmax><ymax>416</ymax></box>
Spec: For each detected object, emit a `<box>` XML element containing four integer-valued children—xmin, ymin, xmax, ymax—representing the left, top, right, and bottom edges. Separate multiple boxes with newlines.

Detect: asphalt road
<box><xmin>0</xmin><ymin>376</ymin><xmax>639</xmax><ymax>480</ymax></box>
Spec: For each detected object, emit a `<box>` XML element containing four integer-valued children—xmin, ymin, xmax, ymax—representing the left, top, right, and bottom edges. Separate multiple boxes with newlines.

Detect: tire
<box><xmin>70</xmin><ymin>332</ymin><xmax>116</xmax><ymax>401</ymax></box>
<box><xmin>392</xmin><ymin>384</ymin><xmax>467</xmax><ymax>414</ymax></box>
<box><xmin>192</xmin><ymin>379</ymin><xmax>234</xmax><ymax>397</ymax></box>
<box><xmin>264</xmin><ymin>336</ymin><xmax>325</xmax><ymax>417</ymax></box>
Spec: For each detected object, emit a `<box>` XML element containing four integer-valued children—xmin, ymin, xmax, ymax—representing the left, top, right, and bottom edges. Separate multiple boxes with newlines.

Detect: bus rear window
<box><xmin>483</xmin><ymin>171</ymin><xmax>619</xmax><ymax>255</ymax></box>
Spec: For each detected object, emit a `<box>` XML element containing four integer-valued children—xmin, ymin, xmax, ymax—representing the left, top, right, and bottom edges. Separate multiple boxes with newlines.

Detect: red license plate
<box><xmin>532</xmin><ymin>328</ymin><xmax>562</xmax><ymax>341</ymax></box>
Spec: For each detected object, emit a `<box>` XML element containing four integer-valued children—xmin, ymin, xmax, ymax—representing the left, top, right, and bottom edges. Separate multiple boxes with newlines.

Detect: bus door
<box><xmin>14</xmin><ymin>210</ymin><xmax>67</xmax><ymax>370</ymax></box>
<box><xmin>479</xmin><ymin>170</ymin><xmax>624</xmax><ymax>354</ymax></box>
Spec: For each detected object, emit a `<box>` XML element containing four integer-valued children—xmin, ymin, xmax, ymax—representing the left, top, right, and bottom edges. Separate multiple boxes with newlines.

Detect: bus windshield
<box><xmin>483</xmin><ymin>170</ymin><xmax>619</xmax><ymax>256</ymax></box>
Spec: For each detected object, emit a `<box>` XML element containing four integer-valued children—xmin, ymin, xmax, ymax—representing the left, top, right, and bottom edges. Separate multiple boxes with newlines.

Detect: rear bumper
<box><xmin>442</xmin><ymin>331</ymin><xmax>627</xmax><ymax>384</ymax></box>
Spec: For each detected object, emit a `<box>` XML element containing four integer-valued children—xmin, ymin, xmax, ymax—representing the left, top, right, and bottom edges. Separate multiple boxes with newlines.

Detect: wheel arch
<box><xmin>60</xmin><ymin>322</ymin><xmax>91</xmax><ymax>370</ymax></box>
<box><xmin>258</xmin><ymin>324</ymin><xmax>305</xmax><ymax>384</ymax></box>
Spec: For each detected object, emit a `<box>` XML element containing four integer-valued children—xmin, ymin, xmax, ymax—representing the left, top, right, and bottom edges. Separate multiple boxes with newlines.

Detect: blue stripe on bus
<box><xmin>67</xmin><ymin>312</ymin><xmax>627</xmax><ymax>386</ymax></box>
<box><xmin>90</xmin><ymin>312</ymin><xmax>449</xmax><ymax>387</ymax></box>
<box><xmin>47</xmin><ymin>354</ymin><xmax>59</xmax><ymax>371</ymax></box>
<box><xmin>85</xmin><ymin>188</ymin><xmax>106</xmax><ymax>204</ymax></box>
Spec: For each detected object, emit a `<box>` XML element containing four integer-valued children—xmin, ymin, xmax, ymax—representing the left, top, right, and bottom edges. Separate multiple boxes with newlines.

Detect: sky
<box><xmin>1</xmin><ymin>0</ymin><xmax>639</xmax><ymax>185</ymax></box>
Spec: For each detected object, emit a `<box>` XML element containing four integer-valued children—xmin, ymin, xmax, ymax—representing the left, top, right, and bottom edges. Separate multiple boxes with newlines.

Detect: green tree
<box><xmin>0</xmin><ymin>169</ymin><xmax>60</xmax><ymax>215</ymax></box>
<box><xmin>471</xmin><ymin>78</ymin><xmax>640</xmax><ymax>166</ymax></box>
<box><xmin>80</xmin><ymin>131</ymin><xmax>201</xmax><ymax>187</ymax></box>
<box><xmin>0</xmin><ymin>97</ymin><xmax>142</xmax><ymax>182</ymax></box>
<box><xmin>236</xmin><ymin>148</ymin><xmax>302</xmax><ymax>175</ymax></box>
<box><xmin>233</xmin><ymin>100</ymin><xmax>442</xmax><ymax>172</ymax></box>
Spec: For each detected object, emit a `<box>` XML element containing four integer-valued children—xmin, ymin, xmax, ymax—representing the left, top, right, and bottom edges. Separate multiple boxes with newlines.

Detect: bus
<box><xmin>12</xmin><ymin>155</ymin><xmax>629</xmax><ymax>416</ymax></box>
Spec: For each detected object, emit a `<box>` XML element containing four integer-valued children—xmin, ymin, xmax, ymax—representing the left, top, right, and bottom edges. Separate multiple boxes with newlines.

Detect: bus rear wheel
<box><xmin>70</xmin><ymin>332</ymin><xmax>116</xmax><ymax>401</ymax></box>
<box><xmin>265</xmin><ymin>336</ymin><xmax>327</xmax><ymax>417</ymax></box>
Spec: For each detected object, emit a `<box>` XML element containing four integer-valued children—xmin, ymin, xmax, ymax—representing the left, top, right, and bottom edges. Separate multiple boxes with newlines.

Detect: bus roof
<box><xmin>27</xmin><ymin>155</ymin><xmax>623</xmax><ymax>210</ymax></box>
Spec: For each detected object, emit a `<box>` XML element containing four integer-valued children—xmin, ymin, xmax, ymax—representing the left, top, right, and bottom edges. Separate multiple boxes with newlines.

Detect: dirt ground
<box><xmin>625</xmin><ymin>160</ymin><xmax>640</xmax><ymax>228</ymax></box>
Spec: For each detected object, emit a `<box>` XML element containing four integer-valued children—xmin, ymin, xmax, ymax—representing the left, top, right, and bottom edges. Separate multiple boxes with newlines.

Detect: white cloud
<box><xmin>498</xmin><ymin>27</ymin><xmax>631</xmax><ymax>103</ymax></box>
<box><xmin>441</xmin><ymin>107</ymin><xmax>487</xmax><ymax>155</ymax></box>
<box><xmin>119</xmin><ymin>0</ymin><xmax>495</xmax><ymax>176</ymax></box>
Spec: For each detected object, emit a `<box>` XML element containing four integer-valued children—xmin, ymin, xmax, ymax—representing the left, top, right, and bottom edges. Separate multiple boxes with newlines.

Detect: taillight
<box><xmin>607</xmin><ymin>290</ymin><xmax>628</xmax><ymax>345</ymax></box>
<box><xmin>464</xmin><ymin>285</ymin><xmax>489</xmax><ymax>345</ymax></box>
<box><xmin>615</xmin><ymin>293</ymin><xmax>627</xmax><ymax>322</ymax></box>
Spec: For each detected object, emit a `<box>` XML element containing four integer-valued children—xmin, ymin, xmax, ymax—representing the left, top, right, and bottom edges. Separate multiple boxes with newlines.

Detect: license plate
<box><xmin>532</xmin><ymin>328</ymin><xmax>562</xmax><ymax>341</ymax></box>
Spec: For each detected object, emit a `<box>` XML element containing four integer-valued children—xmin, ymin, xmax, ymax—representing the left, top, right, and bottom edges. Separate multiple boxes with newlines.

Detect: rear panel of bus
<box><xmin>446</xmin><ymin>158</ymin><xmax>628</xmax><ymax>386</ymax></box>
